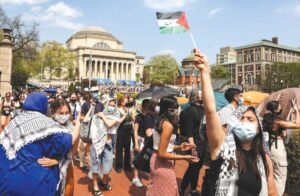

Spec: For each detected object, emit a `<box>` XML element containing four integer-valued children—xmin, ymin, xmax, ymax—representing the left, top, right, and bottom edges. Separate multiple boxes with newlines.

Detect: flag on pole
<box><xmin>156</xmin><ymin>11</ymin><xmax>190</xmax><ymax>34</ymax></box>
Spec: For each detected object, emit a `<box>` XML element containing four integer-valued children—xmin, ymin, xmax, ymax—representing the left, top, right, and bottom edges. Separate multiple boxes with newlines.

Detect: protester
<box><xmin>146</xmin><ymin>96</ymin><xmax>198</xmax><ymax>196</ymax></box>
<box><xmin>69</xmin><ymin>92</ymin><xmax>81</xmax><ymax>124</ymax></box>
<box><xmin>263</xmin><ymin>100</ymin><xmax>300</xmax><ymax>195</ymax></box>
<box><xmin>194</xmin><ymin>49</ymin><xmax>277</xmax><ymax>195</ymax></box>
<box><xmin>218</xmin><ymin>88</ymin><xmax>243</xmax><ymax>133</ymax></box>
<box><xmin>132</xmin><ymin>99</ymin><xmax>151</xmax><ymax>187</ymax></box>
<box><xmin>115</xmin><ymin>96</ymin><xmax>133</xmax><ymax>173</ymax></box>
<box><xmin>0</xmin><ymin>92</ymin><xmax>75</xmax><ymax>195</ymax></box>
<box><xmin>90</xmin><ymin>99</ymin><xmax>125</xmax><ymax>195</ymax></box>
<box><xmin>180</xmin><ymin>90</ymin><xmax>205</xmax><ymax>196</ymax></box>
<box><xmin>37</xmin><ymin>99</ymin><xmax>81</xmax><ymax>196</ymax></box>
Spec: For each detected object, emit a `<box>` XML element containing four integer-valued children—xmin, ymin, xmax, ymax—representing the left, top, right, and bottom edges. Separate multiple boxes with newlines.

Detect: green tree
<box><xmin>210</xmin><ymin>65</ymin><xmax>230</xmax><ymax>79</ymax></box>
<box><xmin>0</xmin><ymin>7</ymin><xmax>40</xmax><ymax>87</ymax></box>
<box><xmin>263</xmin><ymin>62</ymin><xmax>300</xmax><ymax>92</ymax></box>
<box><xmin>0</xmin><ymin>29</ymin><xmax>3</xmax><ymax>42</ymax></box>
<box><xmin>40</xmin><ymin>41</ymin><xmax>76</xmax><ymax>80</ymax></box>
<box><xmin>144</xmin><ymin>54</ymin><xmax>179</xmax><ymax>85</ymax></box>
<box><xmin>11</xmin><ymin>59</ymin><xmax>30</xmax><ymax>88</ymax></box>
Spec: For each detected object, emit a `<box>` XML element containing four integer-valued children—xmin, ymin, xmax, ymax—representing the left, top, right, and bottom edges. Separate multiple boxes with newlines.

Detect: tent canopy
<box><xmin>243</xmin><ymin>91</ymin><xmax>269</xmax><ymax>106</ymax></box>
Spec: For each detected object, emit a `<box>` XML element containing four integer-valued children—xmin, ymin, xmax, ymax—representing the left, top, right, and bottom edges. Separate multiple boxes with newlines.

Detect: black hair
<box><xmin>224</xmin><ymin>88</ymin><xmax>242</xmax><ymax>103</ymax></box>
<box><xmin>50</xmin><ymin>99</ymin><xmax>71</xmax><ymax>116</ymax></box>
<box><xmin>266</xmin><ymin>100</ymin><xmax>279</xmax><ymax>113</ymax></box>
<box><xmin>141</xmin><ymin>99</ymin><xmax>150</xmax><ymax>113</ymax></box>
<box><xmin>155</xmin><ymin>96</ymin><xmax>179</xmax><ymax>135</ymax></box>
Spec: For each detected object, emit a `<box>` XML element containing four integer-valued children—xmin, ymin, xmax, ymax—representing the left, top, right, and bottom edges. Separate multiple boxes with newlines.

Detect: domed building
<box><xmin>67</xmin><ymin>26</ymin><xmax>144</xmax><ymax>84</ymax></box>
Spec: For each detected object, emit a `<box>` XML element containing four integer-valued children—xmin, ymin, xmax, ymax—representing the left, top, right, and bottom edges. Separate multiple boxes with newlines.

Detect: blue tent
<box><xmin>180</xmin><ymin>92</ymin><xmax>228</xmax><ymax>111</ymax></box>
<box><xmin>214</xmin><ymin>92</ymin><xmax>229</xmax><ymax>111</ymax></box>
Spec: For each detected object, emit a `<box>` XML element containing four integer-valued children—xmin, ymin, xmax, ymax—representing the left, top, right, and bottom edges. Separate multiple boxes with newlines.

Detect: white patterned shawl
<box><xmin>90</xmin><ymin>113</ymin><xmax>120</xmax><ymax>158</ymax></box>
<box><xmin>0</xmin><ymin>111</ymin><xmax>70</xmax><ymax>160</ymax></box>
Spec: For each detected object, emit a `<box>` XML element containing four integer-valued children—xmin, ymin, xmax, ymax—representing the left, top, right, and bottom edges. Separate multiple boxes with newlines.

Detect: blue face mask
<box><xmin>232</xmin><ymin>122</ymin><xmax>257</xmax><ymax>142</ymax></box>
<box><xmin>238</xmin><ymin>98</ymin><xmax>244</xmax><ymax>106</ymax></box>
<box><xmin>92</xmin><ymin>92</ymin><xmax>99</xmax><ymax>100</ymax></box>
<box><xmin>107</xmin><ymin>106</ymin><xmax>116</xmax><ymax>113</ymax></box>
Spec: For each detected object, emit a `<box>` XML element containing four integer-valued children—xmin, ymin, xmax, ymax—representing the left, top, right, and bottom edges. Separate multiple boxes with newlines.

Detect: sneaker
<box><xmin>132</xmin><ymin>178</ymin><xmax>143</xmax><ymax>188</ymax></box>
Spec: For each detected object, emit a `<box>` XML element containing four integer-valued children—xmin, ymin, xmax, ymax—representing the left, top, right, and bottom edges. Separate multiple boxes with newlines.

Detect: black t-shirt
<box><xmin>134</xmin><ymin>113</ymin><xmax>154</xmax><ymax>138</ymax></box>
<box><xmin>237</xmin><ymin>150</ymin><xmax>262</xmax><ymax>196</ymax></box>
<box><xmin>184</xmin><ymin>104</ymin><xmax>204</xmax><ymax>139</ymax></box>
<box><xmin>81</xmin><ymin>101</ymin><xmax>104</xmax><ymax>116</ymax></box>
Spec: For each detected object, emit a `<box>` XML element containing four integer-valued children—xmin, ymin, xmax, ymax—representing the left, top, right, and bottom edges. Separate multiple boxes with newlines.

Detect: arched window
<box><xmin>93</xmin><ymin>42</ymin><xmax>110</xmax><ymax>49</ymax></box>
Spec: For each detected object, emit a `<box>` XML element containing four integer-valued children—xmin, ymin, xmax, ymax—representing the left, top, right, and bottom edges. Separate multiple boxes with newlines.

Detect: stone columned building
<box><xmin>66</xmin><ymin>26</ymin><xmax>144</xmax><ymax>83</ymax></box>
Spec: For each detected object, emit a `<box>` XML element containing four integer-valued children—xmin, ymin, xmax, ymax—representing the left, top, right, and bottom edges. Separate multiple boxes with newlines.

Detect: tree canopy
<box><xmin>143</xmin><ymin>54</ymin><xmax>179</xmax><ymax>85</ymax></box>
<box><xmin>40</xmin><ymin>41</ymin><xmax>76</xmax><ymax>80</ymax></box>
<box><xmin>264</xmin><ymin>62</ymin><xmax>300</xmax><ymax>92</ymax></box>
<box><xmin>210</xmin><ymin>65</ymin><xmax>230</xmax><ymax>79</ymax></box>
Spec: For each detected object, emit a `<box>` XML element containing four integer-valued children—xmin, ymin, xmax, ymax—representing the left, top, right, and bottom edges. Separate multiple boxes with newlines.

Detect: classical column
<box><xmin>94</xmin><ymin>60</ymin><xmax>98</xmax><ymax>78</ymax></box>
<box><xmin>100</xmin><ymin>61</ymin><xmax>103</xmax><ymax>78</ymax></box>
<box><xmin>125</xmin><ymin>63</ymin><xmax>129</xmax><ymax>80</ymax></box>
<box><xmin>111</xmin><ymin>62</ymin><xmax>114</xmax><ymax>80</ymax></box>
<box><xmin>121</xmin><ymin>63</ymin><xmax>124</xmax><ymax>80</ymax></box>
<box><xmin>116</xmin><ymin>62</ymin><xmax>119</xmax><ymax>80</ymax></box>
<box><xmin>105</xmin><ymin>62</ymin><xmax>109</xmax><ymax>79</ymax></box>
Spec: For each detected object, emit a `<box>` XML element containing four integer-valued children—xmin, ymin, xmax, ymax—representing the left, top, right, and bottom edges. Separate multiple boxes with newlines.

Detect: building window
<box><xmin>256</xmin><ymin>53</ymin><xmax>261</xmax><ymax>61</ymax></box>
<box><xmin>272</xmin><ymin>54</ymin><xmax>276</xmax><ymax>62</ymax></box>
<box><xmin>93</xmin><ymin>42</ymin><xmax>110</xmax><ymax>49</ymax></box>
<box><xmin>247</xmin><ymin>54</ymin><xmax>251</xmax><ymax>62</ymax></box>
<box><xmin>256</xmin><ymin>64</ymin><xmax>261</xmax><ymax>71</ymax></box>
<box><xmin>265</xmin><ymin>53</ymin><xmax>269</xmax><ymax>61</ymax></box>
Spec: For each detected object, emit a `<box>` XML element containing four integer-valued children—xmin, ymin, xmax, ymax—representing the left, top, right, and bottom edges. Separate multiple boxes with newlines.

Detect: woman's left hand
<box><xmin>37</xmin><ymin>157</ymin><xmax>59</xmax><ymax>167</ymax></box>
<box><xmin>180</xmin><ymin>142</ymin><xmax>196</xmax><ymax>151</ymax></box>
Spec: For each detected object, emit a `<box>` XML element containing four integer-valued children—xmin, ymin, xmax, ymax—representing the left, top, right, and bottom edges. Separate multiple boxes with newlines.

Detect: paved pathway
<box><xmin>73</xmin><ymin>159</ymin><xmax>206</xmax><ymax>196</ymax></box>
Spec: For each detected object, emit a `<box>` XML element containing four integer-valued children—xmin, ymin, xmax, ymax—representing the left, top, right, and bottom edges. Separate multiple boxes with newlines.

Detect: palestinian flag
<box><xmin>156</xmin><ymin>11</ymin><xmax>190</xmax><ymax>34</ymax></box>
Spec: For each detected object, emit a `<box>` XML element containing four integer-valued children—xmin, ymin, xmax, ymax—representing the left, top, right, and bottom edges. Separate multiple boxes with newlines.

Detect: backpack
<box><xmin>80</xmin><ymin>106</ymin><xmax>95</xmax><ymax>144</ymax></box>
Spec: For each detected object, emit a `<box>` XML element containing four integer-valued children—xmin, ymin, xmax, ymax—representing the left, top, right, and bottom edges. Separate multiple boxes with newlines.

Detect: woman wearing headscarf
<box><xmin>263</xmin><ymin>100</ymin><xmax>300</xmax><ymax>195</ymax></box>
<box><xmin>194</xmin><ymin>49</ymin><xmax>277</xmax><ymax>195</ymax></box>
<box><xmin>0</xmin><ymin>92</ymin><xmax>78</xmax><ymax>196</ymax></box>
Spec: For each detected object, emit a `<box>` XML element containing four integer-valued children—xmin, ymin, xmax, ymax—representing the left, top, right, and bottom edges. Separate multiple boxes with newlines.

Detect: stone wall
<box><xmin>0</xmin><ymin>28</ymin><xmax>12</xmax><ymax>97</ymax></box>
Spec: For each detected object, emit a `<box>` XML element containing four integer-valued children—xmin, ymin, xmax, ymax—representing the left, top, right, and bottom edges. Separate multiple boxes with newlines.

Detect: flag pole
<box><xmin>189</xmin><ymin>31</ymin><xmax>198</xmax><ymax>49</ymax></box>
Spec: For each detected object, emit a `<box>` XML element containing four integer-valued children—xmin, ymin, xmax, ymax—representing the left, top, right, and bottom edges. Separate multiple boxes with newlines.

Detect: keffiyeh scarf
<box><xmin>0</xmin><ymin>111</ymin><xmax>69</xmax><ymax>160</ymax></box>
<box><xmin>215</xmin><ymin>106</ymin><xmax>269</xmax><ymax>196</ymax></box>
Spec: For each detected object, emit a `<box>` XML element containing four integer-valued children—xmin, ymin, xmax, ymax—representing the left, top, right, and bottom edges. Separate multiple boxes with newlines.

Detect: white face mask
<box><xmin>155</xmin><ymin>105</ymin><xmax>160</xmax><ymax>113</ymax></box>
<box><xmin>55</xmin><ymin>114</ymin><xmax>70</xmax><ymax>124</ymax></box>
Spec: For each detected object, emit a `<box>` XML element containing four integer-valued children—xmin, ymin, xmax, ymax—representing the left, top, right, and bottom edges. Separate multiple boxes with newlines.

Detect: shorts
<box><xmin>91</xmin><ymin>142</ymin><xmax>113</xmax><ymax>175</ymax></box>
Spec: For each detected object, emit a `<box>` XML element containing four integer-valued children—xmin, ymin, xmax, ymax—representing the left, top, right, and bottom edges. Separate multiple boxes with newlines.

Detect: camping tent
<box><xmin>243</xmin><ymin>91</ymin><xmax>269</xmax><ymax>106</ymax></box>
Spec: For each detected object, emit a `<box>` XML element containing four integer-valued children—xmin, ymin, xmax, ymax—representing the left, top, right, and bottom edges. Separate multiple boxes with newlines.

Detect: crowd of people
<box><xmin>0</xmin><ymin>49</ymin><xmax>299</xmax><ymax>196</ymax></box>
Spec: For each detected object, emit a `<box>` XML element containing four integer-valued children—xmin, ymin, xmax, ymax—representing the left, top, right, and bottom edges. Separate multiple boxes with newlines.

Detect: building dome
<box><xmin>70</xmin><ymin>26</ymin><xmax>122</xmax><ymax>44</ymax></box>
<box><xmin>75</xmin><ymin>26</ymin><xmax>109</xmax><ymax>36</ymax></box>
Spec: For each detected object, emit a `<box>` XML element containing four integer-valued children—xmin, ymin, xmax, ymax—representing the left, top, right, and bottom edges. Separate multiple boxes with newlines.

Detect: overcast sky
<box><xmin>1</xmin><ymin>0</ymin><xmax>300</xmax><ymax>64</ymax></box>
